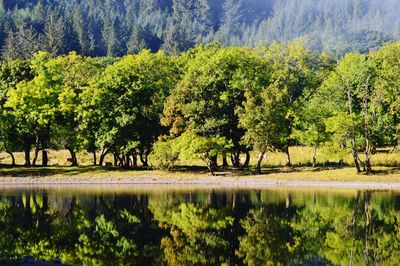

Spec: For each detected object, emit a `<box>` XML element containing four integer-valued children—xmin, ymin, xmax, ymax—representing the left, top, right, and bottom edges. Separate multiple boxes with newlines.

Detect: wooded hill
<box><xmin>1</xmin><ymin>0</ymin><xmax>399</xmax><ymax>58</ymax></box>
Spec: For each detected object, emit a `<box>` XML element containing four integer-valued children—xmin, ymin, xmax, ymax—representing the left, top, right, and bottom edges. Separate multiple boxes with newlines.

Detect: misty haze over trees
<box><xmin>1</xmin><ymin>0</ymin><xmax>400</xmax><ymax>59</ymax></box>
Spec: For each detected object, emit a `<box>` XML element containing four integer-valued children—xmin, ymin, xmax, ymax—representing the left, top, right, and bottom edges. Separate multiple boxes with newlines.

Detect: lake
<box><xmin>0</xmin><ymin>186</ymin><xmax>399</xmax><ymax>265</ymax></box>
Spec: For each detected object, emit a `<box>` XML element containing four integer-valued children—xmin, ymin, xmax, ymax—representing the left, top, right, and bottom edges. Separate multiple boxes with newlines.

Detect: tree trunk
<box><xmin>222</xmin><ymin>154</ymin><xmax>229</xmax><ymax>167</ymax></box>
<box><xmin>284</xmin><ymin>146</ymin><xmax>291</xmax><ymax>166</ymax></box>
<box><xmin>230</xmin><ymin>153</ymin><xmax>235</xmax><ymax>166</ymax></box>
<box><xmin>114</xmin><ymin>153</ymin><xmax>122</xmax><ymax>166</ymax></box>
<box><xmin>363</xmin><ymin>92</ymin><xmax>373</xmax><ymax>173</ymax></box>
<box><xmin>42</xmin><ymin>149</ymin><xmax>48</xmax><ymax>166</ymax></box>
<box><xmin>99</xmin><ymin>148</ymin><xmax>109</xmax><ymax>166</ymax></box>
<box><xmin>231</xmin><ymin>152</ymin><xmax>240</xmax><ymax>167</ymax></box>
<box><xmin>365</xmin><ymin>157</ymin><xmax>372</xmax><ymax>173</ymax></box>
<box><xmin>140</xmin><ymin>149</ymin><xmax>150</xmax><ymax>167</ymax></box>
<box><xmin>211</xmin><ymin>155</ymin><xmax>218</xmax><ymax>168</ymax></box>
<box><xmin>113</xmin><ymin>153</ymin><xmax>118</xmax><ymax>166</ymax></box>
<box><xmin>312</xmin><ymin>145</ymin><xmax>318</xmax><ymax>167</ymax></box>
<box><xmin>132</xmin><ymin>151</ymin><xmax>138</xmax><ymax>168</ymax></box>
<box><xmin>67</xmin><ymin>147</ymin><xmax>78</xmax><ymax>166</ymax></box>
<box><xmin>243</xmin><ymin>151</ymin><xmax>250</xmax><ymax>168</ymax></box>
<box><xmin>125</xmin><ymin>155</ymin><xmax>130</xmax><ymax>168</ymax></box>
<box><xmin>347</xmin><ymin>86</ymin><xmax>361</xmax><ymax>173</ymax></box>
<box><xmin>256</xmin><ymin>148</ymin><xmax>267</xmax><ymax>174</ymax></box>
<box><xmin>24</xmin><ymin>149</ymin><xmax>31</xmax><ymax>166</ymax></box>
<box><xmin>364</xmin><ymin>142</ymin><xmax>372</xmax><ymax>173</ymax></box>
<box><xmin>204</xmin><ymin>152</ymin><xmax>216</xmax><ymax>175</ymax></box>
<box><xmin>24</xmin><ymin>141</ymin><xmax>31</xmax><ymax>166</ymax></box>
<box><xmin>352</xmin><ymin>147</ymin><xmax>361</xmax><ymax>173</ymax></box>
<box><xmin>5</xmin><ymin>150</ymin><xmax>15</xmax><ymax>166</ymax></box>
<box><xmin>32</xmin><ymin>146</ymin><xmax>40</xmax><ymax>166</ymax></box>
<box><xmin>92</xmin><ymin>150</ymin><xmax>97</xmax><ymax>166</ymax></box>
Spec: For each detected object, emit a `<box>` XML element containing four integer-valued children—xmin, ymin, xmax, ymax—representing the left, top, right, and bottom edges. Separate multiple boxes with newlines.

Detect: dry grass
<box><xmin>255</xmin><ymin>166</ymin><xmax>400</xmax><ymax>181</ymax></box>
<box><xmin>249</xmin><ymin>146</ymin><xmax>400</xmax><ymax>167</ymax></box>
<box><xmin>161</xmin><ymin>146</ymin><xmax>400</xmax><ymax>168</ymax></box>
<box><xmin>0</xmin><ymin>165</ymin><xmax>398</xmax><ymax>182</ymax></box>
<box><xmin>0</xmin><ymin>147</ymin><xmax>399</xmax><ymax>181</ymax></box>
<box><xmin>1</xmin><ymin>146</ymin><xmax>398</xmax><ymax>168</ymax></box>
<box><xmin>0</xmin><ymin>150</ymin><xmax>115</xmax><ymax>166</ymax></box>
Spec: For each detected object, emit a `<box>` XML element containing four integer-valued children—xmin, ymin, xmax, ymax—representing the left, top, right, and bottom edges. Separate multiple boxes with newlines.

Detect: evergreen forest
<box><xmin>1</xmin><ymin>0</ymin><xmax>400</xmax><ymax>58</ymax></box>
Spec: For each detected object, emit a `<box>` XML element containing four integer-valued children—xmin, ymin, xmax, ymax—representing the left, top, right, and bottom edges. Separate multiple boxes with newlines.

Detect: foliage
<box><xmin>150</xmin><ymin>132</ymin><xmax>233</xmax><ymax>170</ymax></box>
<box><xmin>1</xmin><ymin>187</ymin><xmax>400</xmax><ymax>265</ymax></box>
<box><xmin>319</xmin><ymin>52</ymin><xmax>388</xmax><ymax>172</ymax></box>
<box><xmin>150</xmin><ymin>199</ymin><xmax>234</xmax><ymax>265</ymax></box>
<box><xmin>83</xmin><ymin>50</ymin><xmax>178</xmax><ymax>164</ymax></box>
<box><xmin>0</xmin><ymin>42</ymin><xmax>398</xmax><ymax>172</ymax></box>
<box><xmin>0</xmin><ymin>0</ymin><xmax>399</xmax><ymax>59</ymax></box>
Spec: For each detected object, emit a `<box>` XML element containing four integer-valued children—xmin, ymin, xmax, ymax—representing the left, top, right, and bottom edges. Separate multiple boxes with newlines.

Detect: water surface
<box><xmin>0</xmin><ymin>186</ymin><xmax>399</xmax><ymax>265</ymax></box>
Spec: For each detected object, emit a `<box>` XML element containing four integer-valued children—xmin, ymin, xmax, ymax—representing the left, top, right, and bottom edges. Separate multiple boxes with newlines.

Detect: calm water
<box><xmin>0</xmin><ymin>186</ymin><xmax>400</xmax><ymax>266</ymax></box>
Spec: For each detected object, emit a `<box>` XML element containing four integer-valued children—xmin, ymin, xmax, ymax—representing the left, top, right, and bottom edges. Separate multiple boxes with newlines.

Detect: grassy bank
<box><xmin>1</xmin><ymin>146</ymin><xmax>399</xmax><ymax>167</ymax></box>
<box><xmin>0</xmin><ymin>147</ymin><xmax>399</xmax><ymax>182</ymax></box>
<box><xmin>0</xmin><ymin>165</ymin><xmax>399</xmax><ymax>183</ymax></box>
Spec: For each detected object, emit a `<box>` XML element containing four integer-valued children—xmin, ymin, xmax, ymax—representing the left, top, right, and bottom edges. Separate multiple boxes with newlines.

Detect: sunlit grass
<box><xmin>0</xmin><ymin>165</ymin><xmax>398</xmax><ymax>182</ymax></box>
<box><xmin>0</xmin><ymin>146</ymin><xmax>399</xmax><ymax>181</ymax></box>
<box><xmin>178</xmin><ymin>146</ymin><xmax>400</xmax><ymax>168</ymax></box>
<box><xmin>0</xmin><ymin>150</ymin><xmax>115</xmax><ymax>166</ymax></box>
<box><xmin>1</xmin><ymin>146</ymin><xmax>398</xmax><ymax>168</ymax></box>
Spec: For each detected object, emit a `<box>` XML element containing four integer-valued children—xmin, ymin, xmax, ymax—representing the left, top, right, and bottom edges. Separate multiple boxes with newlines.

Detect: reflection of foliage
<box><xmin>151</xmin><ymin>200</ymin><xmax>234</xmax><ymax>265</ymax></box>
<box><xmin>320</xmin><ymin>193</ymin><xmax>400</xmax><ymax>265</ymax></box>
<box><xmin>0</xmin><ymin>191</ymin><xmax>400</xmax><ymax>265</ymax></box>
<box><xmin>0</xmin><ymin>194</ymin><xmax>161</xmax><ymax>266</ymax></box>
<box><xmin>290</xmin><ymin>192</ymin><xmax>400</xmax><ymax>265</ymax></box>
<box><xmin>75</xmin><ymin>213</ymin><xmax>139</xmax><ymax>265</ymax></box>
<box><xmin>237</xmin><ymin>207</ymin><xmax>298</xmax><ymax>266</ymax></box>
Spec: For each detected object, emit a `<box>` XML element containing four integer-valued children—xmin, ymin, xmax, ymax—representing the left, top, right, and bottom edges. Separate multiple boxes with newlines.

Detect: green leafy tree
<box><xmin>0</xmin><ymin>59</ymin><xmax>34</xmax><ymax>165</ymax></box>
<box><xmin>292</xmin><ymin>96</ymin><xmax>331</xmax><ymax>167</ymax></box>
<box><xmin>48</xmin><ymin>53</ymin><xmax>106</xmax><ymax>166</ymax></box>
<box><xmin>151</xmin><ymin>131</ymin><xmax>233</xmax><ymax>173</ymax></box>
<box><xmin>238</xmin><ymin>82</ymin><xmax>287</xmax><ymax>173</ymax></box>
<box><xmin>370</xmin><ymin>42</ymin><xmax>400</xmax><ymax>150</ymax></box>
<box><xmin>262</xmin><ymin>42</ymin><xmax>328</xmax><ymax>166</ymax></box>
<box><xmin>85</xmin><ymin>50</ymin><xmax>178</xmax><ymax>167</ymax></box>
<box><xmin>5</xmin><ymin>52</ymin><xmax>61</xmax><ymax>166</ymax></box>
<box><xmin>320</xmin><ymin>53</ymin><xmax>380</xmax><ymax>173</ymax></box>
<box><xmin>162</xmin><ymin>44</ymin><xmax>267</xmax><ymax>168</ymax></box>
<box><xmin>238</xmin><ymin>42</ymin><xmax>328</xmax><ymax>172</ymax></box>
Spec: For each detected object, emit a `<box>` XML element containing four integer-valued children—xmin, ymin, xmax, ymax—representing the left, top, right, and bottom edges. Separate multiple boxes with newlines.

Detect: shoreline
<box><xmin>1</xmin><ymin>175</ymin><xmax>400</xmax><ymax>189</ymax></box>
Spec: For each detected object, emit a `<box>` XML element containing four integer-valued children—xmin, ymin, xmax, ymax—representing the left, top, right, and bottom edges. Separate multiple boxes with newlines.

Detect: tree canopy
<box><xmin>0</xmin><ymin>0</ymin><xmax>399</xmax><ymax>59</ymax></box>
<box><xmin>0</xmin><ymin>41</ymin><xmax>399</xmax><ymax>174</ymax></box>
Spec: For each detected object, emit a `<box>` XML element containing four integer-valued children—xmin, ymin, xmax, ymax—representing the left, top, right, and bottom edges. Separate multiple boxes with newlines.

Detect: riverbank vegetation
<box><xmin>0</xmin><ymin>41</ymin><xmax>399</xmax><ymax>175</ymax></box>
<box><xmin>0</xmin><ymin>147</ymin><xmax>399</xmax><ymax>180</ymax></box>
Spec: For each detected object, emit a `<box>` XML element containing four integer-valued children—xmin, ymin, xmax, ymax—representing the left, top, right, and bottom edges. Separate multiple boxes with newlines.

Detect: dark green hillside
<box><xmin>0</xmin><ymin>0</ymin><xmax>399</xmax><ymax>58</ymax></box>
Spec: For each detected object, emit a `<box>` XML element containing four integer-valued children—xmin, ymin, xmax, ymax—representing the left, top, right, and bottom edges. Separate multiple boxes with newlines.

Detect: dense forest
<box><xmin>0</xmin><ymin>41</ymin><xmax>399</xmax><ymax>174</ymax></box>
<box><xmin>1</xmin><ymin>0</ymin><xmax>400</xmax><ymax>58</ymax></box>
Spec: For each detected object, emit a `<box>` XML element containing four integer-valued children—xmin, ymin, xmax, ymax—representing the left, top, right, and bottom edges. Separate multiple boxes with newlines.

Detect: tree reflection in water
<box><xmin>0</xmin><ymin>189</ymin><xmax>399</xmax><ymax>265</ymax></box>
